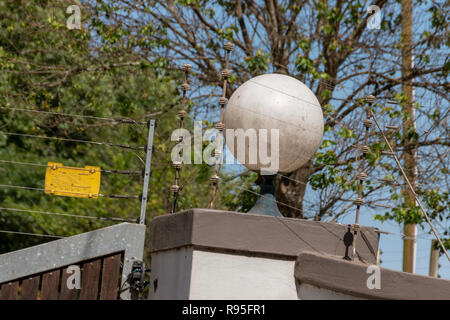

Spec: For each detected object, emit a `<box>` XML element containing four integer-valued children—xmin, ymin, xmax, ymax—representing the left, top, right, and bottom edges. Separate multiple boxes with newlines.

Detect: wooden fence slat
<box><xmin>59</xmin><ymin>266</ymin><xmax>79</xmax><ymax>300</ymax></box>
<box><xmin>21</xmin><ymin>276</ymin><xmax>40</xmax><ymax>300</ymax></box>
<box><xmin>40</xmin><ymin>270</ymin><xmax>60</xmax><ymax>300</ymax></box>
<box><xmin>100</xmin><ymin>253</ymin><xmax>122</xmax><ymax>300</ymax></box>
<box><xmin>79</xmin><ymin>260</ymin><xmax>101</xmax><ymax>300</ymax></box>
<box><xmin>0</xmin><ymin>281</ymin><xmax>19</xmax><ymax>300</ymax></box>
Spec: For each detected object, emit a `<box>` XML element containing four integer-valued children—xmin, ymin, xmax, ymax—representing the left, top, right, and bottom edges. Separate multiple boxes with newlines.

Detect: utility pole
<box><xmin>401</xmin><ymin>0</ymin><xmax>417</xmax><ymax>273</ymax></box>
<box><xmin>428</xmin><ymin>240</ymin><xmax>440</xmax><ymax>277</ymax></box>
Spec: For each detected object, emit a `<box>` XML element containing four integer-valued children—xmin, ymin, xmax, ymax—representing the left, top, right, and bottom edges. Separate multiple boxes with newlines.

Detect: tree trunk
<box><xmin>274</xmin><ymin>159</ymin><xmax>314</xmax><ymax>218</ymax></box>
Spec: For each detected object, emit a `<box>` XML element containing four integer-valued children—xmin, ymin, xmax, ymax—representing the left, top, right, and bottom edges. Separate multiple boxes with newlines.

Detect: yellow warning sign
<box><xmin>44</xmin><ymin>162</ymin><xmax>101</xmax><ymax>198</ymax></box>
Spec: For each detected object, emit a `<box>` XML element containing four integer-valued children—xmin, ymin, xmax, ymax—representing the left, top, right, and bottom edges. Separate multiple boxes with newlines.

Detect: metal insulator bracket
<box><xmin>178</xmin><ymin>110</ymin><xmax>187</xmax><ymax>119</ymax></box>
<box><xmin>210</xmin><ymin>175</ymin><xmax>220</xmax><ymax>184</ymax></box>
<box><xmin>172</xmin><ymin>162</ymin><xmax>182</xmax><ymax>169</ymax></box>
<box><xmin>386</xmin><ymin>125</ymin><xmax>399</xmax><ymax>131</ymax></box>
<box><xmin>180</xmin><ymin>83</ymin><xmax>190</xmax><ymax>91</ymax></box>
<box><xmin>224</xmin><ymin>42</ymin><xmax>234</xmax><ymax>51</ymax></box>
<box><xmin>219</xmin><ymin>97</ymin><xmax>228</xmax><ymax>105</ymax></box>
<box><xmin>215</xmin><ymin>122</ymin><xmax>225</xmax><ymax>131</ymax></box>
<box><xmin>353</xmin><ymin>198</ymin><xmax>364</xmax><ymax>206</ymax></box>
<box><xmin>357</xmin><ymin>172</ymin><xmax>368</xmax><ymax>181</ymax></box>
<box><xmin>221</xmin><ymin>69</ymin><xmax>231</xmax><ymax>79</ymax></box>
<box><xmin>366</xmin><ymin>95</ymin><xmax>376</xmax><ymax>104</ymax></box>
<box><xmin>363</xmin><ymin>119</ymin><xmax>373</xmax><ymax>128</ymax></box>
<box><xmin>183</xmin><ymin>64</ymin><xmax>192</xmax><ymax>72</ymax></box>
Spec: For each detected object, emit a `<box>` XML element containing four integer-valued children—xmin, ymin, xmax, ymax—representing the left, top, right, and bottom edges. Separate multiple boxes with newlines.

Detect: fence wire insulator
<box><xmin>210</xmin><ymin>175</ymin><xmax>220</xmax><ymax>184</ymax></box>
<box><xmin>350</xmin><ymin>95</ymin><xmax>374</xmax><ymax>260</ymax></box>
<box><xmin>178</xmin><ymin>110</ymin><xmax>187</xmax><ymax>119</ymax></box>
<box><xmin>215</xmin><ymin>122</ymin><xmax>225</xmax><ymax>131</ymax></box>
<box><xmin>386</xmin><ymin>125</ymin><xmax>399</xmax><ymax>131</ymax></box>
<box><xmin>219</xmin><ymin>97</ymin><xmax>228</xmax><ymax>105</ymax></box>
<box><xmin>357</xmin><ymin>172</ymin><xmax>368</xmax><ymax>181</ymax></box>
<box><xmin>172</xmin><ymin>161</ymin><xmax>182</xmax><ymax>169</ymax></box>
<box><xmin>353</xmin><ymin>198</ymin><xmax>365</xmax><ymax>206</ymax></box>
<box><xmin>170</xmin><ymin>64</ymin><xmax>191</xmax><ymax>214</ymax></box>
<box><xmin>361</xmin><ymin>145</ymin><xmax>370</xmax><ymax>154</ymax></box>
<box><xmin>363</xmin><ymin>119</ymin><xmax>373</xmax><ymax>128</ymax></box>
<box><xmin>209</xmin><ymin>42</ymin><xmax>233</xmax><ymax>208</ymax></box>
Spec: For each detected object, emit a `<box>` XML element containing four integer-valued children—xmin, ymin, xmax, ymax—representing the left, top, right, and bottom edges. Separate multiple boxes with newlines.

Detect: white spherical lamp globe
<box><xmin>224</xmin><ymin>73</ymin><xmax>324</xmax><ymax>174</ymax></box>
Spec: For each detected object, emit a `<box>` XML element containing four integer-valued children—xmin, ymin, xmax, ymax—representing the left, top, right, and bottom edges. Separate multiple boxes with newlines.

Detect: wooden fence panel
<box><xmin>59</xmin><ymin>266</ymin><xmax>79</xmax><ymax>300</ymax></box>
<box><xmin>79</xmin><ymin>259</ymin><xmax>101</xmax><ymax>300</ymax></box>
<box><xmin>0</xmin><ymin>281</ymin><xmax>19</xmax><ymax>300</ymax></box>
<box><xmin>1</xmin><ymin>253</ymin><xmax>125</xmax><ymax>300</ymax></box>
<box><xmin>41</xmin><ymin>270</ymin><xmax>60</xmax><ymax>300</ymax></box>
<box><xmin>21</xmin><ymin>276</ymin><xmax>40</xmax><ymax>300</ymax></box>
<box><xmin>100</xmin><ymin>253</ymin><xmax>122</xmax><ymax>300</ymax></box>
<box><xmin>0</xmin><ymin>223</ymin><xmax>144</xmax><ymax>300</ymax></box>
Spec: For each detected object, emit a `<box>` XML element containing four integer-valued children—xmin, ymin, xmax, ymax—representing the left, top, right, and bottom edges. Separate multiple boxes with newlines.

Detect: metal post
<box><xmin>139</xmin><ymin>119</ymin><xmax>156</xmax><ymax>225</ymax></box>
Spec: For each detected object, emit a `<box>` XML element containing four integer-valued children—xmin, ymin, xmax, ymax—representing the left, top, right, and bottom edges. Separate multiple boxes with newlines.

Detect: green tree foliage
<box><xmin>0</xmin><ymin>0</ymin><xmax>213</xmax><ymax>253</ymax></box>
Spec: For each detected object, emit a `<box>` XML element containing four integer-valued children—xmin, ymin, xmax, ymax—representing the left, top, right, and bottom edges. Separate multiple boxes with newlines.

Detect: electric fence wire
<box><xmin>0</xmin><ymin>131</ymin><xmax>145</xmax><ymax>151</ymax></box>
<box><xmin>0</xmin><ymin>159</ymin><xmax>142</xmax><ymax>175</ymax></box>
<box><xmin>369</xmin><ymin>107</ymin><xmax>450</xmax><ymax>261</ymax></box>
<box><xmin>189</xmin><ymin>122</ymin><xmax>410</xmax><ymax>215</ymax></box>
<box><xmin>375</xmin><ymin>229</ymin><xmax>443</xmax><ymax>241</ymax></box>
<box><xmin>177</xmin><ymin>101</ymin><xmax>446</xmax><ymax>222</ymax></box>
<box><xmin>0</xmin><ymin>229</ymin><xmax>63</xmax><ymax>239</ymax></box>
<box><xmin>202</xmin><ymin>172</ymin><xmax>317</xmax><ymax>216</ymax></box>
<box><xmin>0</xmin><ymin>207</ymin><xmax>134</xmax><ymax>223</ymax></box>
<box><xmin>1</xmin><ymin>86</ymin><xmax>445</xmax><ymax>239</ymax></box>
<box><xmin>0</xmin><ymin>184</ymin><xmax>139</xmax><ymax>199</ymax></box>
<box><xmin>173</xmin><ymin>90</ymin><xmax>443</xmax><ymax>191</ymax></box>
<box><xmin>217</xmin><ymin>168</ymin><xmax>318</xmax><ymax>208</ymax></box>
<box><xmin>211</xmin><ymin>184</ymin><xmax>330</xmax><ymax>259</ymax></box>
<box><xmin>0</xmin><ymin>106</ymin><xmax>147</xmax><ymax>125</ymax></box>
<box><xmin>233</xmin><ymin>185</ymin><xmax>310</xmax><ymax>215</ymax></box>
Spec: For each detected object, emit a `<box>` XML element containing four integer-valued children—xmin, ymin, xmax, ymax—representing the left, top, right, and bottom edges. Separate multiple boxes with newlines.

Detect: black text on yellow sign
<box><xmin>44</xmin><ymin>162</ymin><xmax>101</xmax><ymax>198</ymax></box>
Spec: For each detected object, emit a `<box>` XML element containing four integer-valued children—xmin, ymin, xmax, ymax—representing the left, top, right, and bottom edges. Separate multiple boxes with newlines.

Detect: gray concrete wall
<box><xmin>295</xmin><ymin>251</ymin><xmax>450</xmax><ymax>300</ymax></box>
<box><xmin>149</xmin><ymin>209</ymin><xmax>380</xmax><ymax>264</ymax></box>
<box><xmin>148</xmin><ymin>247</ymin><xmax>297</xmax><ymax>300</ymax></box>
